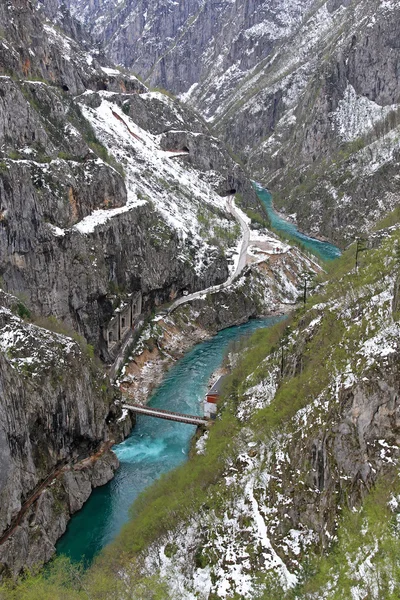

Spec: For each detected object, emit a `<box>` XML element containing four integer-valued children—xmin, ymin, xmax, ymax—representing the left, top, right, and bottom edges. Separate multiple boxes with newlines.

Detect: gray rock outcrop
<box><xmin>0</xmin><ymin>0</ymin><xmax>260</xmax><ymax>361</ymax></box>
<box><xmin>67</xmin><ymin>0</ymin><xmax>400</xmax><ymax>245</ymax></box>
<box><xmin>0</xmin><ymin>0</ymin><xmax>265</xmax><ymax>577</ymax></box>
<box><xmin>0</xmin><ymin>295</ymin><xmax>128</xmax><ymax>576</ymax></box>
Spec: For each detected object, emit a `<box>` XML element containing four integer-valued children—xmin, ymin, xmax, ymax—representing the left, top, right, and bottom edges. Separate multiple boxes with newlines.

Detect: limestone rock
<box><xmin>0</xmin><ymin>293</ymin><xmax>125</xmax><ymax>576</ymax></box>
<box><xmin>67</xmin><ymin>0</ymin><xmax>400</xmax><ymax>244</ymax></box>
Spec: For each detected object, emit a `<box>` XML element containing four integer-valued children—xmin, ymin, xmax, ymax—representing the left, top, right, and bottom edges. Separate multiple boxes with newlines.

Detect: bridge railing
<box><xmin>121</xmin><ymin>403</ymin><xmax>209</xmax><ymax>426</ymax></box>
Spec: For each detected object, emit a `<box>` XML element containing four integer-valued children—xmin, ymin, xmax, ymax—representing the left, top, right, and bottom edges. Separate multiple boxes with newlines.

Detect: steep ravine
<box><xmin>0</xmin><ymin>192</ymin><xmax>329</xmax><ymax>577</ymax></box>
<box><xmin>3</xmin><ymin>0</ymin><xmax>398</xmax><ymax>595</ymax></box>
<box><xmin>56</xmin><ymin>317</ymin><xmax>284</xmax><ymax>565</ymax></box>
<box><xmin>65</xmin><ymin>0</ymin><xmax>400</xmax><ymax>246</ymax></box>
<box><xmin>7</xmin><ymin>226</ymin><xmax>398</xmax><ymax>598</ymax></box>
<box><xmin>56</xmin><ymin>213</ymin><xmax>337</xmax><ymax>565</ymax></box>
<box><xmin>0</xmin><ymin>0</ymin><xmax>337</xmax><ymax>579</ymax></box>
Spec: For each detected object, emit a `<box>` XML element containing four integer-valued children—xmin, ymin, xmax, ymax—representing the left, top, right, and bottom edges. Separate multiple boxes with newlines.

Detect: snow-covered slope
<box><xmin>64</xmin><ymin>0</ymin><xmax>400</xmax><ymax>246</ymax></box>
<box><xmin>75</xmin><ymin>92</ymin><xmax>237</xmax><ymax>270</ymax></box>
<box><xmin>0</xmin><ymin>0</ymin><xmax>263</xmax><ymax>360</ymax></box>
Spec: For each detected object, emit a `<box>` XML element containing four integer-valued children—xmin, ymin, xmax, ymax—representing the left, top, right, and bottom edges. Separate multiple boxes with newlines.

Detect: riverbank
<box><xmin>56</xmin><ymin>315</ymin><xmax>286</xmax><ymax>564</ymax></box>
<box><xmin>55</xmin><ymin>213</ymin><xmax>329</xmax><ymax>565</ymax></box>
<box><xmin>117</xmin><ymin>270</ymin><xmax>296</xmax><ymax>412</ymax></box>
<box><xmin>253</xmin><ymin>183</ymin><xmax>342</xmax><ymax>261</ymax></box>
<box><xmin>56</xmin><ymin>238</ymin><xmax>321</xmax><ymax>563</ymax></box>
<box><xmin>117</xmin><ymin>243</ymin><xmax>321</xmax><ymax>410</ymax></box>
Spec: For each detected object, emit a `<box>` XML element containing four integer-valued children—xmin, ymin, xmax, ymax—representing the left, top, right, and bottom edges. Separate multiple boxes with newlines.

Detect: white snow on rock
<box><xmin>0</xmin><ymin>307</ymin><xmax>78</xmax><ymax>376</ymax></box>
<box><xmin>359</xmin><ymin>322</ymin><xmax>399</xmax><ymax>366</ymax></box>
<box><xmin>138</xmin><ymin>231</ymin><xmax>400</xmax><ymax>598</ymax></box>
<box><xmin>73</xmin><ymin>198</ymin><xmax>147</xmax><ymax>234</ymax></box>
<box><xmin>332</xmin><ymin>84</ymin><xmax>399</xmax><ymax>142</ymax></box>
<box><xmin>43</xmin><ymin>23</ymin><xmax>73</xmax><ymax>61</ymax></box>
<box><xmin>100</xmin><ymin>66</ymin><xmax>121</xmax><ymax>76</ymax></box>
<box><xmin>76</xmin><ymin>96</ymin><xmax>239</xmax><ymax>273</ymax></box>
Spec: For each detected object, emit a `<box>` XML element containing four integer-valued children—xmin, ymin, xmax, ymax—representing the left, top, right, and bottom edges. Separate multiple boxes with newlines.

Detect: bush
<box><xmin>13</xmin><ymin>301</ymin><xmax>31</xmax><ymax>320</ymax></box>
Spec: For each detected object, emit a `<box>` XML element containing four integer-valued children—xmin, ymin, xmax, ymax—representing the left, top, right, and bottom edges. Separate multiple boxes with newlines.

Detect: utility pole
<box><xmin>355</xmin><ymin>237</ymin><xmax>367</xmax><ymax>271</ymax></box>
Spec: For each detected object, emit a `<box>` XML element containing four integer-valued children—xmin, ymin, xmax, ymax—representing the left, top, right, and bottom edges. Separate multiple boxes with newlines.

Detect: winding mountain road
<box><xmin>227</xmin><ymin>196</ymin><xmax>250</xmax><ymax>281</ymax></box>
<box><xmin>167</xmin><ymin>196</ymin><xmax>250</xmax><ymax>314</ymax></box>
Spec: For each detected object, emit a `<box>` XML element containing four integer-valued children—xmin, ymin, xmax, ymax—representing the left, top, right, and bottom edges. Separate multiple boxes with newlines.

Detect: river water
<box><xmin>253</xmin><ymin>183</ymin><xmax>341</xmax><ymax>261</ymax></box>
<box><xmin>56</xmin><ymin>317</ymin><xmax>283</xmax><ymax>564</ymax></box>
<box><xmin>57</xmin><ymin>192</ymin><xmax>341</xmax><ymax>564</ymax></box>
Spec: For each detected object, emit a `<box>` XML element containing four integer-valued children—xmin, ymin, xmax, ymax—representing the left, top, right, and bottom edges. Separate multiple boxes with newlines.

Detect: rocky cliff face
<box><xmin>0</xmin><ymin>290</ymin><xmax>128</xmax><ymax>577</ymax></box>
<box><xmin>61</xmin><ymin>0</ymin><xmax>313</xmax><ymax>106</ymax></box>
<box><xmin>0</xmin><ymin>0</ymin><xmax>269</xmax><ymax>577</ymax></box>
<box><xmin>0</xmin><ymin>0</ymin><xmax>262</xmax><ymax>360</ymax></box>
<box><xmin>119</xmin><ymin>239</ymin><xmax>319</xmax><ymax>405</ymax></box>
<box><xmin>67</xmin><ymin>0</ymin><xmax>400</xmax><ymax>246</ymax></box>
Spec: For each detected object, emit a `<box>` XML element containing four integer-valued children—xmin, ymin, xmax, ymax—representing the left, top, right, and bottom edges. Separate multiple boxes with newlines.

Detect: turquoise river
<box><xmin>57</xmin><ymin>317</ymin><xmax>284</xmax><ymax>564</ymax></box>
<box><xmin>254</xmin><ymin>183</ymin><xmax>342</xmax><ymax>262</ymax></box>
<box><xmin>57</xmin><ymin>192</ymin><xmax>341</xmax><ymax>565</ymax></box>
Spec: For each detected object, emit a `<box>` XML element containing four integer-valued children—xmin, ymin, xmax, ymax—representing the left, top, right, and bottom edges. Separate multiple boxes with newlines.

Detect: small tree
<box><xmin>279</xmin><ymin>325</ymin><xmax>291</xmax><ymax>377</ymax></box>
<box><xmin>355</xmin><ymin>237</ymin><xmax>367</xmax><ymax>271</ymax></box>
<box><xmin>299</xmin><ymin>270</ymin><xmax>316</xmax><ymax>305</ymax></box>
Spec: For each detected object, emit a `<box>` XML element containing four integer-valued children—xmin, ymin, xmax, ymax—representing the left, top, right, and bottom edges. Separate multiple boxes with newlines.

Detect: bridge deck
<box><xmin>122</xmin><ymin>403</ymin><xmax>209</xmax><ymax>426</ymax></box>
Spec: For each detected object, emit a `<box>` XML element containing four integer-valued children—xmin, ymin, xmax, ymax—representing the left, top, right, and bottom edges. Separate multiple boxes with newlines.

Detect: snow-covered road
<box><xmin>167</xmin><ymin>195</ymin><xmax>250</xmax><ymax>314</ymax></box>
<box><xmin>227</xmin><ymin>195</ymin><xmax>250</xmax><ymax>282</ymax></box>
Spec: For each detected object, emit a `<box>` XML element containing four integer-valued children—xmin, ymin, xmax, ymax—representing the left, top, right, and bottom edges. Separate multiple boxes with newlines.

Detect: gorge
<box><xmin>56</xmin><ymin>317</ymin><xmax>285</xmax><ymax>565</ymax></box>
<box><xmin>0</xmin><ymin>0</ymin><xmax>399</xmax><ymax>598</ymax></box>
<box><xmin>56</xmin><ymin>209</ymin><xmax>341</xmax><ymax>566</ymax></box>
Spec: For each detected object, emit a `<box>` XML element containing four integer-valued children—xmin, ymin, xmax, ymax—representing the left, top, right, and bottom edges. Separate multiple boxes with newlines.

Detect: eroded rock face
<box><xmin>277</xmin><ymin>361</ymin><xmax>400</xmax><ymax>551</ymax></box>
<box><xmin>0</xmin><ymin>452</ymin><xmax>119</xmax><ymax>578</ymax></box>
<box><xmin>68</xmin><ymin>0</ymin><xmax>400</xmax><ymax>245</ymax></box>
<box><xmin>63</xmin><ymin>0</ymin><xmax>312</xmax><ymax>103</ymax></box>
<box><xmin>0</xmin><ymin>0</ymin><xmax>265</xmax><ymax>577</ymax></box>
<box><xmin>0</xmin><ymin>0</ymin><xmax>261</xmax><ymax>360</ymax></box>
<box><xmin>0</xmin><ymin>296</ymin><xmax>128</xmax><ymax>576</ymax></box>
<box><xmin>1</xmin><ymin>180</ymin><xmax>227</xmax><ymax>357</ymax></box>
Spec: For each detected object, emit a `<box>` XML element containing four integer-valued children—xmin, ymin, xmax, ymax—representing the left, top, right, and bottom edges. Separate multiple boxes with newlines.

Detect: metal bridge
<box><xmin>122</xmin><ymin>403</ymin><xmax>209</xmax><ymax>426</ymax></box>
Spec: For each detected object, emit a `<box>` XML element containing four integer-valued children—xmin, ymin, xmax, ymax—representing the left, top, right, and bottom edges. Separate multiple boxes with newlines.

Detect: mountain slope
<box><xmin>94</xmin><ymin>223</ymin><xmax>400</xmax><ymax>598</ymax></box>
<box><xmin>0</xmin><ymin>0</ymin><xmax>281</xmax><ymax>576</ymax></box>
<box><xmin>3</xmin><ymin>217</ymin><xmax>398</xmax><ymax>598</ymax></box>
<box><xmin>0</xmin><ymin>0</ymin><xmax>263</xmax><ymax>362</ymax></box>
<box><xmin>66</xmin><ymin>0</ymin><xmax>400</xmax><ymax>246</ymax></box>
